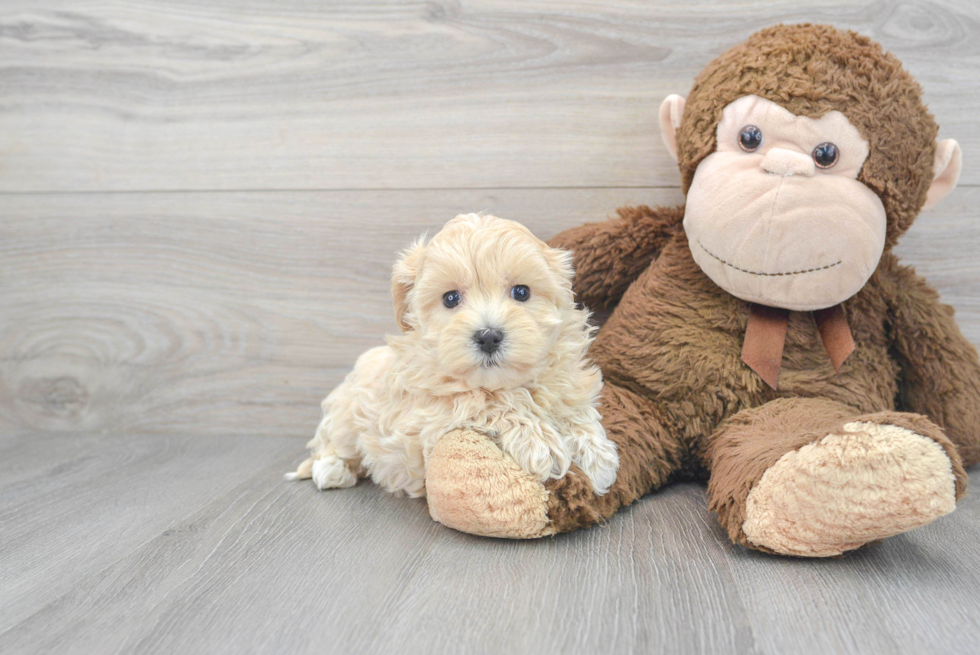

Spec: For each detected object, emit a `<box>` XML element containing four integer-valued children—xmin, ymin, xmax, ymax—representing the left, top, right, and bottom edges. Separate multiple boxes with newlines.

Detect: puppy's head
<box><xmin>392</xmin><ymin>214</ymin><xmax>575</xmax><ymax>390</ymax></box>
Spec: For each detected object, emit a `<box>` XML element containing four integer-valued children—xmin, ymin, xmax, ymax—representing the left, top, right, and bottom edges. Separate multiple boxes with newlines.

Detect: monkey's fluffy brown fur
<box><xmin>423</xmin><ymin>24</ymin><xmax>980</xmax><ymax>556</ymax></box>
<box><xmin>677</xmin><ymin>24</ymin><xmax>938</xmax><ymax>247</ymax></box>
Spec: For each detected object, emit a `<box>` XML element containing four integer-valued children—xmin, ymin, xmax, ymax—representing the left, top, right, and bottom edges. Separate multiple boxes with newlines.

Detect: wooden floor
<box><xmin>3</xmin><ymin>1</ymin><xmax>980</xmax><ymax>653</ymax></box>
<box><xmin>1</xmin><ymin>432</ymin><xmax>979</xmax><ymax>654</ymax></box>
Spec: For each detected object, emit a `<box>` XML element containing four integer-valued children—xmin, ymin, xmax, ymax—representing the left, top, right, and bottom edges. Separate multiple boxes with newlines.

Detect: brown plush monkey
<box><xmin>423</xmin><ymin>23</ymin><xmax>980</xmax><ymax>556</ymax></box>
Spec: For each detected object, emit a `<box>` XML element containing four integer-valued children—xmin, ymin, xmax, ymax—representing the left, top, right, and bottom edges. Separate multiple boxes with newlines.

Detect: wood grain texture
<box><xmin>0</xmin><ymin>0</ymin><xmax>978</xmax><ymax>191</ymax></box>
<box><xmin>0</xmin><ymin>432</ymin><xmax>292</xmax><ymax>633</ymax></box>
<box><xmin>2</xmin><ymin>187</ymin><xmax>977</xmax><ymax>438</ymax></box>
<box><xmin>0</xmin><ymin>431</ymin><xmax>978</xmax><ymax>655</ymax></box>
<box><xmin>2</xmin><ymin>3</ymin><xmax>980</xmax><ymax>651</ymax></box>
<box><xmin>0</xmin><ymin>187</ymin><xmax>672</xmax><ymax>436</ymax></box>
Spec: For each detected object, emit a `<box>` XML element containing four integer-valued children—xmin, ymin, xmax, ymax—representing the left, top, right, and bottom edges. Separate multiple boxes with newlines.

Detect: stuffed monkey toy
<box><xmin>423</xmin><ymin>23</ymin><xmax>980</xmax><ymax>556</ymax></box>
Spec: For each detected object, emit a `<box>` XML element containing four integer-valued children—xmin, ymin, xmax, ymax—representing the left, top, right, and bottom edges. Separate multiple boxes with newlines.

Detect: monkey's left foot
<box><xmin>742</xmin><ymin>421</ymin><xmax>959</xmax><ymax>557</ymax></box>
<box><xmin>426</xmin><ymin>429</ymin><xmax>554</xmax><ymax>538</ymax></box>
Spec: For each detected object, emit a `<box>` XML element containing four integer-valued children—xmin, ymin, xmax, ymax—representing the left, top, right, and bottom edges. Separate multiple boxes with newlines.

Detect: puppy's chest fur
<box><xmin>374</xmin><ymin>368</ymin><xmax>565</xmax><ymax>459</ymax></box>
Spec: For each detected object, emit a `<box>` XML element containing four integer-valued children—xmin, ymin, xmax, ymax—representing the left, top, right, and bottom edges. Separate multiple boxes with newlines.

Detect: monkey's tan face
<box><xmin>683</xmin><ymin>95</ymin><xmax>887</xmax><ymax>311</ymax></box>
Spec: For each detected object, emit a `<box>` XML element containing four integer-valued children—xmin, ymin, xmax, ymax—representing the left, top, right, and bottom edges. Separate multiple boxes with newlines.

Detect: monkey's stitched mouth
<box><xmin>696</xmin><ymin>239</ymin><xmax>842</xmax><ymax>277</ymax></box>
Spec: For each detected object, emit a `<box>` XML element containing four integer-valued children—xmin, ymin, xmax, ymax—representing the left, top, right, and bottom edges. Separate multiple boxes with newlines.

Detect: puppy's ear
<box><xmin>543</xmin><ymin>245</ymin><xmax>576</xmax><ymax>308</ymax></box>
<box><xmin>392</xmin><ymin>237</ymin><xmax>426</xmax><ymax>332</ymax></box>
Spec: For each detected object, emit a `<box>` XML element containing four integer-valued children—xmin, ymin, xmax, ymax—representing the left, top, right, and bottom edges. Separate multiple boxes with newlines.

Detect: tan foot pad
<box><xmin>742</xmin><ymin>421</ymin><xmax>957</xmax><ymax>557</ymax></box>
<box><xmin>425</xmin><ymin>430</ymin><xmax>553</xmax><ymax>539</ymax></box>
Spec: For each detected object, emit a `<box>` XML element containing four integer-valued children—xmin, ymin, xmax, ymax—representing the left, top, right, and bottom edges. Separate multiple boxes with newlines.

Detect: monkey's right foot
<box><xmin>742</xmin><ymin>421</ymin><xmax>959</xmax><ymax>557</ymax></box>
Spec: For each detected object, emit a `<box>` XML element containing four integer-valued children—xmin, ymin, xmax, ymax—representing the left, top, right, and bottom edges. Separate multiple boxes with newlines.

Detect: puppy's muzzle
<box><xmin>473</xmin><ymin>328</ymin><xmax>504</xmax><ymax>354</ymax></box>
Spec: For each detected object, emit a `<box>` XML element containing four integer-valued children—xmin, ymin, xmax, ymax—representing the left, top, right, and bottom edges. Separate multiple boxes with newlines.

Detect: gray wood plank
<box><xmin>356</xmin><ymin>485</ymin><xmax>756</xmax><ymax>655</ymax></box>
<box><xmin>0</xmin><ymin>0</ymin><xmax>977</xmax><ymax>191</ymax></box>
<box><xmin>0</xmin><ymin>187</ymin><xmax>673</xmax><ymax>437</ymax></box>
<box><xmin>0</xmin><ymin>432</ymin><xmax>293</xmax><ymax>632</ymax></box>
<box><xmin>0</xmin><ymin>431</ymin><xmax>116</xmax><ymax>487</ymax></box>
<box><xmin>2</xmin><ymin>186</ymin><xmax>976</xmax><ymax>439</ymax></box>
<box><xmin>728</xmin><ymin>496</ymin><xmax>980</xmax><ymax>655</ymax></box>
<box><xmin>1</xmin><ymin>431</ymin><xmax>978</xmax><ymax>654</ymax></box>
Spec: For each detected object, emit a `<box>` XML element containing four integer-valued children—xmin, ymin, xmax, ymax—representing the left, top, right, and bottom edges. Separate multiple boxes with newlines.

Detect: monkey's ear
<box><xmin>923</xmin><ymin>139</ymin><xmax>962</xmax><ymax>210</ymax></box>
<box><xmin>659</xmin><ymin>94</ymin><xmax>686</xmax><ymax>161</ymax></box>
<box><xmin>391</xmin><ymin>238</ymin><xmax>425</xmax><ymax>332</ymax></box>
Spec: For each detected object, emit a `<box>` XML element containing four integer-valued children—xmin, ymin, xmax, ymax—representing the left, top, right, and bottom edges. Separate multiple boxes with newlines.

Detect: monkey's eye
<box><xmin>812</xmin><ymin>142</ymin><xmax>839</xmax><ymax>169</ymax></box>
<box><xmin>443</xmin><ymin>291</ymin><xmax>461</xmax><ymax>308</ymax></box>
<box><xmin>738</xmin><ymin>125</ymin><xmax>763</xmax><ymax>152</ymax></box>
<box><xmin>510</xmin><ymin>285</ymin><xmax>530</xmax><ymax>302</ymax></box>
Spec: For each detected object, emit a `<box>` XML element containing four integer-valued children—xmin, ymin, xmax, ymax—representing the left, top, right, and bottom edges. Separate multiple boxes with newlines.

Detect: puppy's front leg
<box><xmin>497</xmin><ymin>420</ymin><xmax>571</xmax><ymax>483</ymax></box>
<box><xmin>564</xmin><ymin>419</ymin><xmax>619</xmax><ymax>495</ymax></box>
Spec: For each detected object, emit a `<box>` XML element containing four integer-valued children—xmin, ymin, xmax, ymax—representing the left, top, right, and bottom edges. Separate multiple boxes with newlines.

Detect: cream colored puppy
<box><xmin>286</xmin><ymin>213</ymin><xmax>618</xmax><ymax>497</ymax></box>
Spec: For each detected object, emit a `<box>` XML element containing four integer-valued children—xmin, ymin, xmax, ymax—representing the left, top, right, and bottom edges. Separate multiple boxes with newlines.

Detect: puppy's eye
<box><xmin>510</xmin><ymin>285</ymin><xmax>530</xmax><ymax>302</ymax></box>
<box><xmin>738</xmin><ymin>125</ymin><xmax>763</xmax><ymax>152</ymax></box>
<box><xmin>443</xmin><ymin>291</ymin><xmax>461</xmax><ymax>308</ymax></box>
<box><xmin>812</xmin><ymin>142</ymin><xmax>839</xmax><ymax>169</ymax></box>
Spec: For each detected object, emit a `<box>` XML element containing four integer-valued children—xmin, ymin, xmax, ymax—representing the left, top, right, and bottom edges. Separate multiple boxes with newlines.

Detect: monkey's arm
<box><xmin>548</xmin><ymin>204</ymin><xmax>685</xmax><ymax>311</ymax></box>
<box><xmin>885</xmin><ymin>261</ymin><xmax>980</xmax><ymax>467</ymax></box>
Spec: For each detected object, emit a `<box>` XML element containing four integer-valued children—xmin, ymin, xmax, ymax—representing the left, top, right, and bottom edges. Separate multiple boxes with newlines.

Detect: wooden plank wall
<box><xmin>2</xmin><ymin>0</ymin><xmax>979</xmax><ymax>438</ymax></box>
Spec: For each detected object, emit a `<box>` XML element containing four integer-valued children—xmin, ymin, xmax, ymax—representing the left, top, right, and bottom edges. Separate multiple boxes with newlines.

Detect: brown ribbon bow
<box><xmin>741</xmin><ymin>303</ymin><xmax>855</xmax><ymax>390</ymax></box>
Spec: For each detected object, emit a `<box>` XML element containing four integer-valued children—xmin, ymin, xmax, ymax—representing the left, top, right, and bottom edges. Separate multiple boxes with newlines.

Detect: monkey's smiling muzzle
<box><xmin>682</xmin><ymin>95</ymin><xmax>888</xmax><ymax>312</ymax></box>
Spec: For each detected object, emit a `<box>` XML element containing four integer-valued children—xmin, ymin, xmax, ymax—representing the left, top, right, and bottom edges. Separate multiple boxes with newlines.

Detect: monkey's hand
<box><xmin>886</xmin><ymin>259</ymin><xmax>980</xmax><ymax>467</ymax></box>
<box><xmin>548</xmin><ymin>204</ymin><xmax>685</xmax><ymax>312</ymax></box>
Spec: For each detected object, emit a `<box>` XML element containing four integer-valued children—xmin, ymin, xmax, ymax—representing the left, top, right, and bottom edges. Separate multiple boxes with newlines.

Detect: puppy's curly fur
<box><xmin>286</xmin><ymin>214</ymin><xmax>619</xmax><ymax>497</ymax></box>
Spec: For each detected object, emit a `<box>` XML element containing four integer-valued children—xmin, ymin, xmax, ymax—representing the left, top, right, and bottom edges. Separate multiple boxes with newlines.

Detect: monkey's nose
<box><xmin>761</xmin><ymin>148</ymin><xmax>815</xmax><ymax>177</ymax></box>
<box><xmin>473</xmin><ymin>328</ymin><xmax>504</xmax><ymax>354</ymax></box>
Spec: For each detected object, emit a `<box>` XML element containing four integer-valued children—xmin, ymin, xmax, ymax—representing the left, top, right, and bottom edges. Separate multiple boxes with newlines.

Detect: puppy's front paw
<box><xmin>574</xmin><ymin>438</ymin><xmax>619</xmax><ymax>495</ymax></box>
<box><xmin>502</xmin><ymin>424</ymin><xmax>571</xmax><ymax>483</ymax></box>
<box><xmin>563</xmin><ymin>422</ymin><xmax>619</xmax><ymax>495</ymax></box>
<box><xmin>311</xmin><ymin>455</ymin><xmax>358</xmax><ymax>490</ymax></box>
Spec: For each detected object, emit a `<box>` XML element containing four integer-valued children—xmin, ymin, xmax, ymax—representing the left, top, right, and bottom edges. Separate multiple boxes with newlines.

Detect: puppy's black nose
<box><xmin>473</xmin><ymin>328</ymin><xmax>504</xmax><ymax>354</ymax></box>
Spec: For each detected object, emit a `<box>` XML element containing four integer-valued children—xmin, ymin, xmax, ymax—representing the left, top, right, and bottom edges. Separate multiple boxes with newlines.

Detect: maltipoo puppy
<box><xmin>286</xmin><ymin>213</ymin><xmax>618</xmax><ymax>497</ymax></box>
